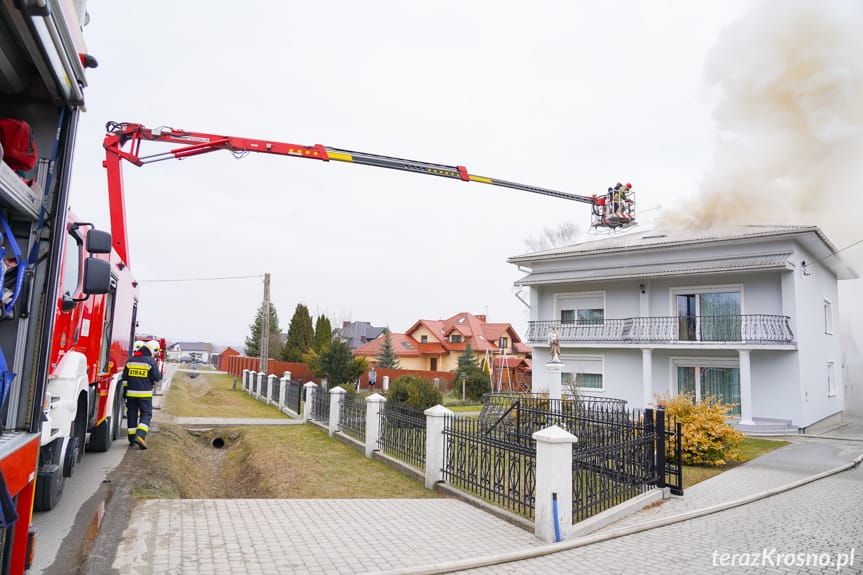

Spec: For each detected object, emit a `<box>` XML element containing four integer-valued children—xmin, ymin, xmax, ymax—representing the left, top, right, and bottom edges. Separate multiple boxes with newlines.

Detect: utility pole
<box><xmin>259</xmin><ymin>273</ymin><xmax>270</xmax><ymax>373</ymax></box>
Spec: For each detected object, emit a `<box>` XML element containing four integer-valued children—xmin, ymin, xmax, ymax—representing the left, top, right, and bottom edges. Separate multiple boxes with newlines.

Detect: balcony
<box><xmin>526</xmin><ymin>315</ymin><xmax>794</xmax><ymax>346</ymax></box>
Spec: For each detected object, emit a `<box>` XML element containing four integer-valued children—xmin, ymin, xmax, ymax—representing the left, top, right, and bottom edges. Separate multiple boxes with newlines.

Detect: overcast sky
<box><xmin>68</xmin><ymin>0</ymin><xmax>861</xmax><ymax>348</ymax></box>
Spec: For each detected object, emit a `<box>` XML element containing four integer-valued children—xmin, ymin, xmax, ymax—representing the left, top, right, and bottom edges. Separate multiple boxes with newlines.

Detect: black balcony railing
<box><xmin>527</xmin><ymin>315</ymin><xmax>794</xmax><ymax>345</ymax></box>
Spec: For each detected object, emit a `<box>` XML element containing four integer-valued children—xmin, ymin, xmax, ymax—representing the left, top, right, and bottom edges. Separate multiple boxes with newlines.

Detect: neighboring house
<box><xmin>333</xmin><ymin>321</ymin><xmax>386</xmax><ymax>350</ymax></box>
<box><xmin>509</xmin><ymin>225</ymin><xmax>858</xmax><ymax>432</ymax></box>
<box><xmin>174</xmin><ymin>341</ymin><xmax>215</xmax><ymax>363</ymax></box>
<box><xmin>353</xmin><ymin>312</ymin><xmax>531</xmax><ymax>374</ymax></box>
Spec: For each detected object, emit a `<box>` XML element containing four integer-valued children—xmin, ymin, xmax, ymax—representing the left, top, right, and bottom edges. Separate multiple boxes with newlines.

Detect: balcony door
<box><xmin>674</xmin><ymin>287</ymin><xmax>741</xmax><ymax>342</ymax></box>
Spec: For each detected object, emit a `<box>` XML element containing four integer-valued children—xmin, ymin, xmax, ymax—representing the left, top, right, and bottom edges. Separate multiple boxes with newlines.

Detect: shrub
<box><xmin>387</xmin><ymin>376</ymin><xmax>443</xmax><ymax>411</ymax></box>
<box><xmin>452</xmin><ymin>366</ymin><xmax>491</xmax><ymax>402</ymax></box>
<box><xmin>656</xmin><ymin>392</ymin><xmax>743</xmax><ymax>466</ymax></box>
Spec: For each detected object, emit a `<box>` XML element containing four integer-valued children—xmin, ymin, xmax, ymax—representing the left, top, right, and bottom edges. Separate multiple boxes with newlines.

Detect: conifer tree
<box><xmin>282</xmin><ymin>303</ymin><xmax>315</xmax><ymax>362</ymax></box>
<box><xmin>375</xmin><ymin>327</ymin><xmax>401</xmax><ymax>369</ymax></box>
<box><xmin>244</xmin><ymin>303</ymin><xmax>281</xmax><ymax>359</ymax></box>
<box><xmin>456</xmin><ymin>341</ymin><xmax>477</xmax><ymax>372</ymax></box>
<box><xmin>314</xmin><ymin>314</ymin><xmax>333</xmax><ymax>352</ymax></box>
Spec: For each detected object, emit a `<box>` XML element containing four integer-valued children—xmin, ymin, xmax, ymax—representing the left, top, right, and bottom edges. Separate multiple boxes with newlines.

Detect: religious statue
<box><xmin>547</xmin><ymin>325</ymin><xmax>561</xmax><ymax>363</ymax></box>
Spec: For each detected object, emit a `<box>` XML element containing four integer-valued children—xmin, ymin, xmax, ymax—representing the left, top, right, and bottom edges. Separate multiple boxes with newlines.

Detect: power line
<box><xmin>137</xmin><ymin>274</ymin><xmax>264</xmax><ymax>283</ymax></box>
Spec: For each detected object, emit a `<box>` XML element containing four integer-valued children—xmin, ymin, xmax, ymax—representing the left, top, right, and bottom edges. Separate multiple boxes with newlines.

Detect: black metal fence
<box><xmin>469</xmin><ymin>393</ymin><xmax>683</xmax><ymax>523</ymax></box>
<box><xmin>311</xmin><ymin>386</ymin><xmax>330</xmax><ymax>422</ymax></box>
<box><xmin>443</xmin><ymin>414</ymin><xmax>536</xmax><ymax>518</ymax></box>
<box><xmin>571</xmin><ymin>406</ymin><xmax>659</xmax><ymax>522</ymax></box>
<box><xmin>662</xmin><ymin>412</ymin><xmax>684</xmax><ymax>495</ymax></box>
<box><xmin>259</xmin><ymin>375</ymin><xmax>269</xmax><ymax>399</ymax></box>
<box><xmin>378</xmin><ymin>401</ymin><xmax>426</xmax><ymax>470</ymax></box>
<box><xmin>339</xmin><ymin>392</ymin><xmax>366</xmax><ymax>442</ymax></box>
<box><xmin>284</xmin><ymin>380</ymin><xmax>303</xmax><ymax>414</ymax></box>
<box><xmin>270</xmin><ymin>377</ymin><xmax>281</xmax><ymax>405</ymax></box>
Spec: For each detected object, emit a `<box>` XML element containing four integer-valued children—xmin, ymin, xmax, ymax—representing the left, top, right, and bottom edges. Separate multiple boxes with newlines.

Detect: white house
<box><xmin>509</xmin><ymin>225</ymin><xmax>858</xmax><ymax>433</ymax></box>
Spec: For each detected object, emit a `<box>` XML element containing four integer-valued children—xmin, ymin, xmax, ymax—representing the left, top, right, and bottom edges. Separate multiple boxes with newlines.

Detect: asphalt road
<box><xmin>30</xmin><ymin>365</ymin><xmax>177</xmax><ymax>575</ymax></box>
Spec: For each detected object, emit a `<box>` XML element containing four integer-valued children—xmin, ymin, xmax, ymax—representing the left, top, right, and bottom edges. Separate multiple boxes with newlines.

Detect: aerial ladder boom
<box><xmin>103</xmin><ymin>121</ymin><xmax>635</xmax><ymax>264</ymax></box>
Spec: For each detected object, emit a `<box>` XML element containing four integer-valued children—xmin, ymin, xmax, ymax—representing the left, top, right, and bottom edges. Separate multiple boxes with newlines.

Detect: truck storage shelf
<box><xmin>0</xmin><ymin>430</ymin><xmax>30</xmax><ymax>459</ymax></box>
<box><xmin>0</xmin><ymin>160</ymin><xmax>42</xmax><ymax>220</ymax></box>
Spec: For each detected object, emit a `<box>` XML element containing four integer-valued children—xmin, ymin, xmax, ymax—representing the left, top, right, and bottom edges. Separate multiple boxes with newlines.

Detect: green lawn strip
<box><xmin>165</xmin><ymin>371</ymin><xmax>290</xmax><ymax>418</ymax></box>
<box><xmin>682</xmin><ymin>437</ymin><xmax>789</xmax><ymax>489</ymax></box>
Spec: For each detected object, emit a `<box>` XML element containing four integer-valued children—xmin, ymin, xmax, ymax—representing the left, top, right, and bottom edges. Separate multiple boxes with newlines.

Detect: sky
<box><xmin>68</xmin><ymin>0</ymin><xmax>862</xmax><ymax>349</ymax></box>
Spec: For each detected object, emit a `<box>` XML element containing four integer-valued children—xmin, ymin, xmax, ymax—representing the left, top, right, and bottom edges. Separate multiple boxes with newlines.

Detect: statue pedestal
<box><xmin>545</xmin><ymin>361</ymin><xmax>563</xmax><ymax>400</ymax></box>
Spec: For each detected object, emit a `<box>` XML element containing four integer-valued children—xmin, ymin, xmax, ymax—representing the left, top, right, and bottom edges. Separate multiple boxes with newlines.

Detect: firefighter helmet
<box><xmin>133</xmin><ymin>340</ymin><xmax>145</xmax><ymax>352</ymax></box>
<box><xmin>145</xmin><ymin>340</ymin><xmax>161</xmax><ymax>355</ymax></box>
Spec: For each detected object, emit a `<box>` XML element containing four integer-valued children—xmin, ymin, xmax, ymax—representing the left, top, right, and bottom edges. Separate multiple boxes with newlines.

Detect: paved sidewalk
<box><xmin>112</xmin><ymin>499</ymin><xmax>541</xmax><ymax>575</ymax></box>
<box><xmin>114</xmin><ymin>370</ymin><xmax>863</xmax><ymax>574</ymax></box>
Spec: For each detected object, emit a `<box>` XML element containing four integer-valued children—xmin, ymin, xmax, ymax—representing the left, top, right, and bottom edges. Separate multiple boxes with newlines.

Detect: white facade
<box><xmin>510</xmin><ymin>225</ymin><xmax>858</xmax><ymax>431</ymax></box>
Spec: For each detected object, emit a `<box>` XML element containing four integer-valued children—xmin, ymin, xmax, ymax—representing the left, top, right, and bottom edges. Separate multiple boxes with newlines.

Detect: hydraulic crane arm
<box><xmin>103</xmin><ymin>121</ymin><xmax>634</xmax><ymax>265</ymax></box>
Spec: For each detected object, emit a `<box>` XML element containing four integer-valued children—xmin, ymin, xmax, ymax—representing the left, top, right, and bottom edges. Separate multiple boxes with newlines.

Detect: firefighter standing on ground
<box><xmin>123</xmin><ymin>340</ymin><xmax>162</xmax><ymax>449</ymax></box>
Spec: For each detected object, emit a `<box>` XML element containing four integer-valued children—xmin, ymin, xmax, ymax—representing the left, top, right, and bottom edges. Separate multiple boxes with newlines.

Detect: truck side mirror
<box><xmin>85</xmin><ymin>229</ymin><xmax>112</xmax><ymax>254</ymax></box>
<box><xmin>82</xmin><ymin>258</ymin><xmax>111</xmax><ymax>294</ymax></box>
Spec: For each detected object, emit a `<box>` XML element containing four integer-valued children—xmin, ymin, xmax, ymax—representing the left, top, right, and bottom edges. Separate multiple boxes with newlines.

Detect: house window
<box><xmin>498</xmin><ymin>337</ymin><xmax>508</xmax><ymax>349</ymax></box>
<box><xmin>560</xmin><ymin>355</ymin><xmax>604</xmax><ymax>391</ymax></box>
<box><xmin>827</xmin><ymin>362</ymin><xmax>836</xmax><ymax>397</ymax></box>
<box><xmin>824</xmin><ymin>299</ymin><xmax>833</xmax><ymax>335</ymax></box>
<box><xmin>672</xmin><ymin>357</ymin><xmax>740</xmax><ymax>416</ymax></box>
<box><xmin>557</xmin><ymin>292</ymin><xmax>605</xmax><ymax>325</ymax></box>
<box><xmin>420</xmin><ymin>335</ymin><xmax>428</xmax><ymax>343</ymax></box>
<box><xmin>450</xmin><ymin>334</ymin><xmax>463</xmax><ymax>343</ymax></box>
<box><xmin>673</xmin><ymin>286</ymin><xmax>741</xmax><ymax>341</ymax></box>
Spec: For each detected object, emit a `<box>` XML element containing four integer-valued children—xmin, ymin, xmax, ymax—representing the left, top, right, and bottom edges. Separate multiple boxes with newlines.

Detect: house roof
<box><xmin>353</xmin><ymin>333</ymin><xmax>423</xmax><ymax>357</ymax></box>
<box><xmin>333</xmin><ymin>321</ymin><xmax>386</xmax><ymax>348</ymax></box>
<box><xmin>175</xmin><ymin>342</ymin><xmax>213</xmax><ymax>352</ymax></box>
<box><xmin>353</xmin><ymin>312</ymin><xmax>532</xmax><ymax>358</ymax></box>
<box><xmin>515</xmin><ymin>252</ymin><xmax>794</xmax><ymax>286</ymax></box>
<box><xmin>509</xmin><ymin>225</ymin><xmax>858</xmax><ymax>280</ymax></box>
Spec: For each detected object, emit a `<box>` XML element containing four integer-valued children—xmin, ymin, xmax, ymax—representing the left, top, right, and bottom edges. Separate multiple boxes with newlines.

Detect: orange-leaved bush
<box><xmin>655</xmin><ymin>392</ymin><xmax>743</xmax><ymax>466</ymax></box>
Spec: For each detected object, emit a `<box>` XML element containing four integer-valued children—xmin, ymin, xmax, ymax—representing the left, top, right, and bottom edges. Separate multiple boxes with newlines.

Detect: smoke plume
<box><xmin>660</xmin><ymin>0</ymin><xmax>863</xmax><ymax>253</ymax></box>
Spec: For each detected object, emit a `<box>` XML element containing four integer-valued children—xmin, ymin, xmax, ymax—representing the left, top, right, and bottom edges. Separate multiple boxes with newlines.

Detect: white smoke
<box><xmin>661</xmin><ymin>0</ymin><xmax>863</xmax><ymax>388</ymax></box>
<box><xmin>661</xmin><ymin>0</ymin><xmax>863</xmax><ymax>247</ymax></box>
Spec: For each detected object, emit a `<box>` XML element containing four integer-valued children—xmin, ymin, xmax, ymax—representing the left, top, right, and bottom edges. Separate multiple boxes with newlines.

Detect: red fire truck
<box><xmin>0</xmin><ymin>1</ymin><xmax>132</xmax><ymax>572</ymax></box>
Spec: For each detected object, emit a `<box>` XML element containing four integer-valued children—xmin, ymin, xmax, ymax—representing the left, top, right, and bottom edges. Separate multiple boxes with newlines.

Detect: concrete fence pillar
<box><xmin>303</xmin><ymin>382</ymin><xmax>318</xmax><ymax>422</ymax></box>
<box><xmin>328</xmin><ymin>387</ymin><xmax>346</xmax><ymax>436</ymax></box>
<box><xmin>278</xmin><ymin>377</ymin><xmax>288</xmax><ymax>411</ymax></box>
<box><xmin>533</xmin><ymin>425</ymin><xmax>578</xmax><ymax>544</ymax></box>
<box><xmin>267</xmin><ymin>374</ymin><xmax>277</xmax><ymax>405</ymax></box>
<box><xmin>283</xmin><ymin>371</ymin><xmax>292</xmax><ymax>380</ymax></box>
<box><xmin>364</xmin><ymin>393</ymin><xmax>387</xmax><ymax>458</ymax></box>
<box><xmin>242</xmin><ymin>369</ymin><xmax>249</xmax><ymax>393</ymax></box>
<box><xmin>546</xmin><ymin>361</ymin><xmax>563</xmax><ymax>400</ymax></box>
<box><xmin>382</xmin><ymin>375</ymin><xmax>390</xmax><ymax>391</ymax></box>
<box><xmin>424</xmin><ymin>404</ymin><xmax>454</xmax><ymax>489</ymax></box>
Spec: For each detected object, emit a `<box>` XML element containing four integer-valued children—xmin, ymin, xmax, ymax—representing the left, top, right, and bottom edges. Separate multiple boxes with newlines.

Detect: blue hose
<box><xmin>552</xmin><ymin>492</ymin><xmax>561</xmax><ymax>542</ymax></box>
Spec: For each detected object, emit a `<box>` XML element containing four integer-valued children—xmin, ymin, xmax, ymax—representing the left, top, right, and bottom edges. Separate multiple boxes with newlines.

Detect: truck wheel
<box><xmin>34</xmin><ymin>465</ymin><xmax>65</xmax><ymax>511</ymax></box>
<box><xmin>64</xmin><ymin>409</ymin><xmax>87</xmax><ymax>476</ymax></box>
<box><xmin>87</xmin><ymin>417</ymin><xmax>112</xmax><ymax>452</ymax></box>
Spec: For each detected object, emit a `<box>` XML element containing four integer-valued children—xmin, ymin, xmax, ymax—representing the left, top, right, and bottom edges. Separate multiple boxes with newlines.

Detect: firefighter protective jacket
<box><xmin>123</xmin><ymin>350</ymin><xmax>162</xmax><ymax>398</ymax></box>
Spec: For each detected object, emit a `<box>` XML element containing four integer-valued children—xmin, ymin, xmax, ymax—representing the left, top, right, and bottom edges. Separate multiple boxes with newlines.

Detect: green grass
<box><xmin>165</xmin><ymin>371</ymin><xmax>290</xmax><ymax>418</ymax></box>
<box><xmin>137</xmin><ymin>371</ymin><xmax>436</xmax><ymax>500</ymax></box>
<box><xmin>682</xmin><ymin>437</ymin><xmax>789</xmax><ymax>488</ymax></box>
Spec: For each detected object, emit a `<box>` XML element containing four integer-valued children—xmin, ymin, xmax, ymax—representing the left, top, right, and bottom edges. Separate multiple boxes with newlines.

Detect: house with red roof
<box><xmin>352</xmin><ymin>312</ymin><xmax>531</xmax><ymax>376</ymax></box>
